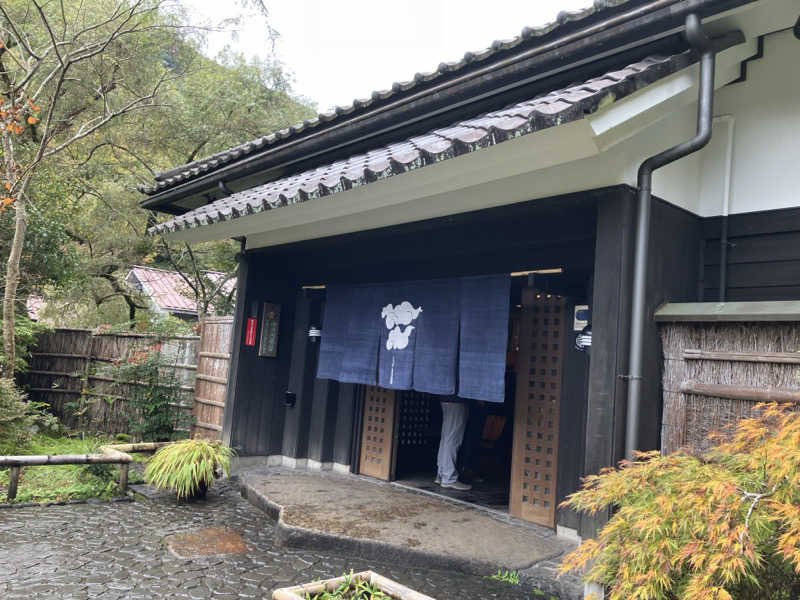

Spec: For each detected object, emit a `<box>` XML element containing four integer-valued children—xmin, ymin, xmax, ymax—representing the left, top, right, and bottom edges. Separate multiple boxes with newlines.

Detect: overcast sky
<box><xmin>184</xmin><ymin>0</ymin><xmax>594</xmax><ymax>113</ymax></box>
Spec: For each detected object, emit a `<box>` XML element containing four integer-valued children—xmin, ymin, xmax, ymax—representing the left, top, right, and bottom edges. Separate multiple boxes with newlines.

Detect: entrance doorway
<box><xmin>354</xmin><ymin>277</ymin><xmax>583</xmax><ymax>529</ymax></box>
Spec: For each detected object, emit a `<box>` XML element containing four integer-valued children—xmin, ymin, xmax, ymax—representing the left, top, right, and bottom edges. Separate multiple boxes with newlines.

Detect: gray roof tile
<box><xmin>150</xmin><ymin>51</ymin><xmax>695</xmax><ymax>234</ymax></box>
<box><xmin>150</xmin><ymin>51</ymin><xmax>693</xmax><ymax>237</ymax></box>
<box><xmin>141</xmin><ymin>0</ymin><xmax>638</xmax><ymax>196</ymax></box>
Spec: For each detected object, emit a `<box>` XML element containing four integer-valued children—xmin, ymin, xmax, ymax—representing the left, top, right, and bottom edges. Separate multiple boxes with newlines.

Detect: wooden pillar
<box><xmin>119</xmin><ymin>463</ymin><xmax>129</xmax><ymax>493</ymax></box>
<box><xmin>222</xmin><ymin>251</ymin><xmax>249</xmax><ymax>448</ymax></box>
<box><xmin>582</xmin><ymin>191</ymin><xmax>636</xmax><ymax>537</ymax></box>
<box><xmin>7</xmin><ymin>466</ymin><xmax>20</xmax><ymax>500</ymax></box>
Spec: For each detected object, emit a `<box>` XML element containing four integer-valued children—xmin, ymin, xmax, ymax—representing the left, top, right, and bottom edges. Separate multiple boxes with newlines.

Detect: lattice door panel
<box><xmin>509</xmin><ymin>290</ymin><xmax>566</xmax><ymax>528</ymax></box>
<box><xmin>359</xmin><ymin>386</ymin><xmax>398</xmax><ymax>480</ymax></box>
<box><xmin>398</xmin><ymin>391</ymin><xmax>434</xmax><ymax>448</ymax></box>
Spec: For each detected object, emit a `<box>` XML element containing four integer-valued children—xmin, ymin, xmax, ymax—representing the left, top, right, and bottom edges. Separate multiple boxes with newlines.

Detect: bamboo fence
<box><xmin>21</xmin><ymin>324</ymin><xmax>232</xmax><ymax>438</ymax></box>
<box><xmin>192</xmin><ymin>317</ymin><xmax>234</xmax><ymax>439</ymax></box>
<box><xmin>660</xmin><ymin>322</ymin><xmax>800</xmax><ymax>454</ymax></box>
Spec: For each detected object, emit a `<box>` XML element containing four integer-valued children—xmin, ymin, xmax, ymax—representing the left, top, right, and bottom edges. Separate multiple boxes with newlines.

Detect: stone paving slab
<box><xmin>239</xmin><ymin>467</ymin><xmax>581</xmax><ymax>598</ymax></box>
<box><xmin>0</xmin><ymin>478</ymin><xmax>579</xmax><ymax>600</ymax></box>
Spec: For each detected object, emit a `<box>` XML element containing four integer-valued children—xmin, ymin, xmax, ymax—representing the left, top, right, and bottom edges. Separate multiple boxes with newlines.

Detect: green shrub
<box><xmin>0</xmin><ymin>378</ymin><xmax>59</xmax><ymax>454</ymax></box>
<box><xmin>144</xmin><ymin>438</ymin><xmax>234</xmax><ymax>500</ymax></box>
<box><xmin>0</xmin><ymin>313</ymin><xmax>52</xmax><ymax>374</ymax></box>
<box><xmin>560</xmin><ymin>403</ymin><xmax>800</xmax><ymax>600</ymax></box>
<box><xmin>108</xmin><ymin>344</ymin><xmax>189</xmax><ymax>441</ymax></box>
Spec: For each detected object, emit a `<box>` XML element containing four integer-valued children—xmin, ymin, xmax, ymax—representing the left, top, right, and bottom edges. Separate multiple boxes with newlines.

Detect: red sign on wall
<box><xmin>244</xmin><ymin>318</ymin><xmax>258</xmax><ymax>346</ymax></box>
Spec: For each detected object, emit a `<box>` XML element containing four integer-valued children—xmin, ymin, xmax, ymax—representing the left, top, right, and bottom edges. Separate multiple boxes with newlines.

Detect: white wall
<box><xmin>612</xmin><ymin>29</ymin><xmax>800</xmax><ymax>218</ymax></box>
<box><xmin>699</xmin><ymin>29</ymin><xmax>800</xmax><ymax>216</ymax></box>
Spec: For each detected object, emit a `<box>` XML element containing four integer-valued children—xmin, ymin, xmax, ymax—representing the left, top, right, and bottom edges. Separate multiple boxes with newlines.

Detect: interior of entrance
<box><xmin>388</xmin><ymin>270</ymin><xmax>590</xmax><ymax>519</ymax></box>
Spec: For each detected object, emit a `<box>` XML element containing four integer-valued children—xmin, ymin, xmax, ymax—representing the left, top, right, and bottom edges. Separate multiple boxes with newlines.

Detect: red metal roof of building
<box><xmin>126</xmin><ymin>266</ymin><xmax>235</xmax><ymax>315</ymax></box>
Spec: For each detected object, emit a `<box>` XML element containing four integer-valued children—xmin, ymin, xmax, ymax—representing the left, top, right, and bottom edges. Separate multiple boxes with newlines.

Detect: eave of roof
<box><xmin>150</xmin><ymin>50</ymin><xmax>693</xmax><ymax>236</ymax></box>
<box><xmin>140</xmin><ymin>0</ymin><xmax>639</xmax><ymax>197</ymax></box>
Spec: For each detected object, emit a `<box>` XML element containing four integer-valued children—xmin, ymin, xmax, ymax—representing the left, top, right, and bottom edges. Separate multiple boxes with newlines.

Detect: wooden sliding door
<box><xmin>509</xmin><ymin>289</ymin><xmax>566</xmax><ymax>527</ymax></box>
<box><xmin>359</xmin><ymin>385</ymin><xmax>398</xmax><ymax>480</ymax></box>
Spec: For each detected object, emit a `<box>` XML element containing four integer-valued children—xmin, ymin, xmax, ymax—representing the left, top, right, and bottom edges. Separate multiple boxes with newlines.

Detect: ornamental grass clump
<box><xmin>560</xmin><ymin>403</ymin><xmax>800</xmax><ymax>600</ymax></box>
<box><xmin>144</xmin><ymin>438</ymin><xmax>234</xmax><ymax>500</ymax></box>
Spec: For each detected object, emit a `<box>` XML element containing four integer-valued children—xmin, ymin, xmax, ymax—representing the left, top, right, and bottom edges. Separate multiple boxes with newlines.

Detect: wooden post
<box><xmin>119</xmin><ymin>463</ymin><xmax>129</xmax><ymax>493</ymax></box>
<box><xmin>7</xmin><ymin>466</ymin><xmax>20</xmax><ymax>500</ymax></box>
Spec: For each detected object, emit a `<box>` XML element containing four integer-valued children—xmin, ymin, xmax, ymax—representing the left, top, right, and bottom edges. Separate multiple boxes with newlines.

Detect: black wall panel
<box><xmin>703</xmin><ymin>207</ymin><xmax>800</xmax><ymax>301</ymax></box>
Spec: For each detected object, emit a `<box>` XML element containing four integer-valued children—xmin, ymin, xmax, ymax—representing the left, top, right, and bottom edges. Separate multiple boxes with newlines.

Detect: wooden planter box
<box><xmin>272</xmin><ymin>570</ymin><xmax>435</xmax><ymax>600</ymax></box>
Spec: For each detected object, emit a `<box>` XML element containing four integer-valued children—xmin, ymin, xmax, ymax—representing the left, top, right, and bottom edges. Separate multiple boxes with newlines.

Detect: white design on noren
<box><xmin>381</xmin><ymin>301</ymin><xmax>423</xmax><ymax>330</ymax></box>
<box><xmin>381</xmin><ymin>301</ymin><xmax>422</xmax><ymax>384</ymax></box>
<box><xmin>386</xmin><ymin>325</ymin><xmax>415</xmax><ymax>351</ymax></box>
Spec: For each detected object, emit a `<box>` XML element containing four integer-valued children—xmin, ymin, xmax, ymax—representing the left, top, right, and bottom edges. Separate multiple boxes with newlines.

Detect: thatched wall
<box><xmin>661</xmin><ymin>322</ymin><xmax>800</xmax><ymax>454</ymax></box>
<box><xmin>23</xmin><ymin>329</ymin><xmax>200</xmax><ymax>436</ymax></box>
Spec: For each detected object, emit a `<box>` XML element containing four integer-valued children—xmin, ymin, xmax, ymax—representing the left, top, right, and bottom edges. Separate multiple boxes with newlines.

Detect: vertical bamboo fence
<box><xmin>660</xmin><ymin>322</ymin><xmax>800</xmax><ymax>454</ymax></box>
<box><xmin>192</xmin><ymin>316</ymin><xmax>234</xmax><ymax>439</ymax></box>
<box><xmin>22</xmin><ymin>321</ymin><xmax>233</xmax><ymax>438</ymax></box>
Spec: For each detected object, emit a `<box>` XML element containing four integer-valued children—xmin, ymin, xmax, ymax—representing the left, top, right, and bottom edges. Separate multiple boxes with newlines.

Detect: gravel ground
<box><xmin>0</xmin><ymin>480</ymin><xmax>563</xmax><ymax>599</ymax></box>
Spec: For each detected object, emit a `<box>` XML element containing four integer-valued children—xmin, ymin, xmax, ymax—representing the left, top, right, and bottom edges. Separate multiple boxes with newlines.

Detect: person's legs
<box><xmin>437</xmin><ymin>401</ymin><xmax>468</xmax><ymax>484</ymax></box>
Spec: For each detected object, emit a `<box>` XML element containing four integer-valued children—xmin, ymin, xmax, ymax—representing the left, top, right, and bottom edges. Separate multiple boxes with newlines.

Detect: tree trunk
<box><xmin>2</xmin><ymin>195</ymin><xmax>27</xmax><ymax>378</ymax></box>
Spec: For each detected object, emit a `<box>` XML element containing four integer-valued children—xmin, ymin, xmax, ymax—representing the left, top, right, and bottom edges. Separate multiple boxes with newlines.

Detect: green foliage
<box><xmin>560</xmin><ymin>403</ymin><xmax>800</xmax><ymax>600</ymax></box>
<box><xmin>486</xmin><ymin>569</ymin><xmax>520</xmax><ymax>585</ymax></box>
<box><xmin>0</xmin><ymin>433</ymin><xmax>122</xmax><ymax>502</ymax></box>
<box><xmin>0</xmin><ymin>312</ymin><xmax>51</xmax><ymax>373</ymax></box>
<box><xmin>0</xmin><ymin>166</ymin><xmax>82</xmax><ymax>299</ymax></box>
<box><xmin>2</xmin><ymin>0</ymin><xmax>313</xmax><ymax>333</ymax></box>
<box><xmin>144</xmin><ymin>438</ymin><xmax>234</xmax><ymax>500</ymax></box>
<box><xmin>108</xmin><ymin>344</ymin><xmax>190</xmax><ymax>441</ymax></box>
<box><xmin>303</xmin><ymin>571</ymin><xmax>392</xmax><ymax>600</ymax></box>
<box><xmin>0</xmin><ymin>378</ymin><xmax>59</xmax><ymax>454</ymax></box>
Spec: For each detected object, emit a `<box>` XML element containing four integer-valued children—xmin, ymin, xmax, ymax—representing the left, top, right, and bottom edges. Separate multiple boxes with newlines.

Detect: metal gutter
<box><xmin>624</xmin><ymin>14</ymin><xmax>744</xmax><ymax>460</ymax></box>
<box><xmin>142</xmin><ymin>0</ymin><xmax>754</xmax><ymax>212</ymax></box>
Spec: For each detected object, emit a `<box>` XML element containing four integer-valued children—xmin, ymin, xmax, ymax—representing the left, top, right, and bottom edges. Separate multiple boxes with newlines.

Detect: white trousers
<box><xmin>437</xmin><ymin>402</ymin><xmax>468</xmax><ymax>484</ymax></box>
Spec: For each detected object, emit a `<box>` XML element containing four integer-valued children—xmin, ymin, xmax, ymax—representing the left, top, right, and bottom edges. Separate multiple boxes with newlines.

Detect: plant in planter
<box><xmin>273</xmin><ymin>570</ymin><xmax>434</xmax><ymax>600</ymax></box>
<box><xmin>144</xmin><ymin>438</ymin><xmax>234</xmax><ymax>500</ymax></box>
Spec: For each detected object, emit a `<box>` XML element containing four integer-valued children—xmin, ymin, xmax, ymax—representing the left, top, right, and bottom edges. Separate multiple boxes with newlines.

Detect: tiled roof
<box><xmin>141</xmin><ymin>0</ymin><xmax>636</xmax><ymax>195</ymax></box>
<box><xmin>127</xmin><ymin>266</ymin><xmax>235</xmax><ymax>315</ymax></box>
<box><xmin>26</xmin><ymin>295</ymin><xmax>44</xmax><ymax>321</ymax></box>
<box><xmin>150</xmin><ymin>51</ymin><xmax>693</xmax><ymax>236</ymax></box>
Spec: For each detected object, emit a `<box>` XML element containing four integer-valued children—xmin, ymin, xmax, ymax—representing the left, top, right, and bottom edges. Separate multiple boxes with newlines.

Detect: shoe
<box><xmin>434</xmin><ymin>475</ymin><xmax>441</xmax><ymax>484</ymax></box>
<box><xmin>440</xmin><ymin>480</ymin><xmax>472</xmax><ymax>491</ymax></box>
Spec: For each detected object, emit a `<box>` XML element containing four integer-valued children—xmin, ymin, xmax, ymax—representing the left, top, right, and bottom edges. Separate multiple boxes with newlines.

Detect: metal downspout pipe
<box><xmin>624</xmin><ymin>14</ymin><xmax>720</xmax><ymax>460</ymax></box>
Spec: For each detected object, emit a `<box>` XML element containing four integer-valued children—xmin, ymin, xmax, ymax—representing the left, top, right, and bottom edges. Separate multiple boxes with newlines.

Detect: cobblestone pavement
<box><xmin>0</xmin><ymin>481</ymin><xmax>560</xmax><ymax>599</ymax></box>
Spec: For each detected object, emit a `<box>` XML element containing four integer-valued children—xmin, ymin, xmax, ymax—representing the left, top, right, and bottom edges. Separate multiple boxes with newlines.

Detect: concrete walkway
<box><xmin>236</xmin><ymin>462</ymin><xmax>582</xmax><ymax>599</ymax></box>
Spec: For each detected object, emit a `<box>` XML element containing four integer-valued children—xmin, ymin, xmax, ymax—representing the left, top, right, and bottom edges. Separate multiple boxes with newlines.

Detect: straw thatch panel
<box><xmin>661</xmin><ymin>322</ymin><xmax>800</xmax><ymax>454</ymax></box>
<box><xmin>192</xmin><ymin>317</ymin><xmax>233</xmax><ymax>439</ymax></box>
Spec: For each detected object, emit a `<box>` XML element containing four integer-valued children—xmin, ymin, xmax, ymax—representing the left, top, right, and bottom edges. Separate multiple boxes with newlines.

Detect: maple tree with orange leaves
<box><xmin>560</xmin><ymin>402</ymin><xmax>800</xmax><ymax>600</ymax></box>
<box><xmin>0</xmin><ymin>0</ymin><xmax>176</xmax><ymax>376</ymax></box>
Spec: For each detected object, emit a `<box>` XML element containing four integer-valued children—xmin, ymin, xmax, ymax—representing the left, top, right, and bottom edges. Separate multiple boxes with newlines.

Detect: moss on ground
<box><xmin>0</xmin><ymin>433</ymin><xmax>145</xmax><ymax>503</ymax></box>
